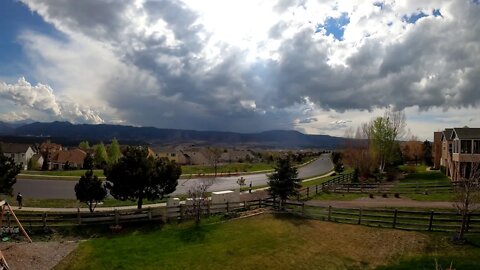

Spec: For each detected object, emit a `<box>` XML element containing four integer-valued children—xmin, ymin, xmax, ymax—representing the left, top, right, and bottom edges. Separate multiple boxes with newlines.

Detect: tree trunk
<box><xmin>137</xmin><ymin>195</ymin><xmax>143</xmax><ymax>209</ymax></box>
<box><xmin>88</xmin><ymin>202</ymin><xmax>94</xmax><ymax>213</ymax></box>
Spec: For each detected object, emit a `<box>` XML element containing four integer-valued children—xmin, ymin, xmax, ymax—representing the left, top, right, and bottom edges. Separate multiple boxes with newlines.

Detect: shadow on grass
<box><xmin>178</xmin><ymin>224</ymin><xmax>215</xmax><ymax>243</ymax></box>
<box><xmin>272</xmin><ymin>212</ymin><xmax>314</xmax><ymax>227</ymax></box>
<box><xmin>403</xmin><ymin>172</ymin><xmax>448</xmax><ymax>182</ymax></box>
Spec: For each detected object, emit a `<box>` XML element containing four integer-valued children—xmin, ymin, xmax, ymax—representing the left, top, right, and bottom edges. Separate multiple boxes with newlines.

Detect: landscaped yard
<box><xmin>393</xmin><ymin>169</ymin><xmax>455</xmax><ymax>201</ymax></box>
<box><xmin>54</xmin><ymin>214</ymin><xmax>480</xmax><ymax>270</ymax></box>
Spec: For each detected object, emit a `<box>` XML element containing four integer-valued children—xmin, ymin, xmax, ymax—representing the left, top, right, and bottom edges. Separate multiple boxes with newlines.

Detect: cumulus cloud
<box><xmin>0</xmin><ymin>77</ymin><xmax>103</xmax><ymax>124</ymax></box>
<box><xmin>11</xmin><ymin>0</ymin><xmax>480</xmax><ymax>134</ymax></box>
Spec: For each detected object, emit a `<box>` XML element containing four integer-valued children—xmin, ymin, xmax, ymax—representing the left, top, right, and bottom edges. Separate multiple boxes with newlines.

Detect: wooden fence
<box><xmin>271</xmin><ymin>200</ymin><xmax>480</xmax><ymax>233</ymax></box>
<box><xmin>6</xmin><ymin>200</ymin><xmax>265</xmax><ymax>229</ymax></box>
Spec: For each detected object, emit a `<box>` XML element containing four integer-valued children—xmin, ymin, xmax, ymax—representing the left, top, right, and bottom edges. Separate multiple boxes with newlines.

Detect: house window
<box><xmin>461</xmin><ymin>140</ymin><xmax>472</xmax><ymax>154</ymax></box>
<box><xmin>474</xmin><ymin>140</ymin><xmax>480</xmax><ymax>154</ymax></box>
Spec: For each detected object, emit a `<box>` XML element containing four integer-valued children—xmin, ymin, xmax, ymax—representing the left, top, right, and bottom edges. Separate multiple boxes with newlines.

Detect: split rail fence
<box><xmin>269</xmin><ymin>200</ymin><xmax>480</xmax><ymax>233</ymax></box>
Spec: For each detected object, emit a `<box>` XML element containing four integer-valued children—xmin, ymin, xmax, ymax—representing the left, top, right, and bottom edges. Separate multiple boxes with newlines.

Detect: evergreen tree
<box><xmin>83</xmin><ymin>154</ymin><xmax>94</xmax><ymax>170</ymax></box>
<box><xmin>75</xmin><ymin>170</ymin><xmax>107</xmax><ymax>212</ymax></box>
<box><xmin>0</xmin><ymin>145</ymin><xmax>21</xmax><ymax>195</ymax></box>
<box><xmin>107</xmin><ymin>138</ymin><xmax>121</xmax><ymax>164</ymax></box>
<box><xmin>105</xmin><ymin>147</ymin><xmax>181</xmax><ymax>209</ymax></box>
<box><xmin>268</xmin><ymin>157</ymin><xmax>300</xmax><ymax>203</ymax></box>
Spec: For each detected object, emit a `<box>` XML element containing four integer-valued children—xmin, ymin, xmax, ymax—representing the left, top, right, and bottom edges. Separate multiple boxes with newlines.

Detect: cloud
<box><xmin>11</xmin><ymin>0</ymin><xmax>480</xmax><ymax>134</ymax></box>
<box><xmin>0</xmin><ymin>77</ymin><xmax>103</xmax><ymax>124</ymax></box>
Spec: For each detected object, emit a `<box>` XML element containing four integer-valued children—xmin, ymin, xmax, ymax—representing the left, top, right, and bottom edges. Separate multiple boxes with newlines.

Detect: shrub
<box><xmin>382</xmin><ymin>193</ymin><xmax>388</xmax><ymax>198</ymax></box>
<box><xmin>369</xmin><ymin>193</ymin><xmax>374</xmax><ymax>199</ymax></box>
<box><xmin>394</xmin><ymin>193</ymin><xmax>400</xmax><ymax>198</ymax></box>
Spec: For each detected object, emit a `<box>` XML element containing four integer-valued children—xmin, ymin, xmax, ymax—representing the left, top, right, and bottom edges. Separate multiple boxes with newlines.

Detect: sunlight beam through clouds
<box><xmin>0</xmin><ymin>0</ymin><xmax>479</xmax><ymax>139</ymax></box>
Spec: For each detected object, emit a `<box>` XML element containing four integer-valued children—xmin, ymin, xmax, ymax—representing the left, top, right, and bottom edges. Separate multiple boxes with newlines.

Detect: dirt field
<box><xmin>0</xmin><ymin>241</ymin><xmax>77</xmax><ymax>270</ymax></box>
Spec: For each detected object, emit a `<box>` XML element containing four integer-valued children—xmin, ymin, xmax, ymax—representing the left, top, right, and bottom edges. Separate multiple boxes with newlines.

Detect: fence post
<box><xmin>392</xmin><ymin>209</ymin><xmax>398</xmax><ymax>228</ymax></box>
<box><xmin>226</xmin><ymin>201</ymin><xmax>230</xmax><ymax>213</ymax></box>
<box><xmin>307</xmin><ymin>187</ymin><xmax>310</xmax><ymax>198</ymax></box>
<box><xmin>259</xmin><ymin>199</ymin><xmax>262</xmax><ymax>209</ymax></box>
<box><xmin>77</xmin><ymin>208</ymin><xmax>82</xmax><ymax>225</ymax></box>
<box><xmin>315</xmin><ymin>184</ymin><xmax>318</xmax><ymax>195</ymax></box>
<box><xmin>244</xmin><ymin>201</ymin><xmax>247</xmax><ymax>210</ymax></box>
<box><xmin>7</xmin><ymin>212</ymin><xmax>10</xmax><ymax>227</ymax></box>
<box><xmin>302</xmin><ymin>202</ymin><xmax>305</xmax><ymax>216</ymax></box>
<box><xmin>114</xmin><ymin>210</ymin><xmax>119</xmax><ymax>225</ymax></box>
<box><xmin>466</xmin><ymin>213</ymin><xmax>472</xmax><ymax>233</ymax></box>
<box><xmin>148</xmin><ymin>207</ymin><xmax>152</xmax><ymax>221</ymax></box>
<box><xmin>179</xmin><ymin>204</ymin><xmax>184</xmax><ymax>222</ymax></box>
<box><xmin>358</xmin><ymin>208</ymin><xmax>362</xmax><ymax>225</ymax></box>
<box><xmin>43</xmin><ymin>212</ymin><xmax>47</xmax><ymax>227</ymax></box>
<box><xmin>328</xmin><ymin>206</ymin><xmax>332</xmax><ymax>221</ymax></box>
<box><xmin>426</xmin><ymin>210</ymin><xmax>434</xmax><ymax>231</ymax></box>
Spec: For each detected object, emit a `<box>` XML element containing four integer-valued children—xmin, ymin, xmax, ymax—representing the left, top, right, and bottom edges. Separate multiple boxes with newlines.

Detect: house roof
<box><xmin>52</xmin><ymin>148</ymin><xmax>86</xmax><ymax>165</ymax></box>
<box><xmin>442</xmin><ymin>128</ymin><xmax>454</xmax><ymax>141</ymax></box>
<box><xmin>452</xmin><ymin>128</ymin><xmax>480</xmax><ymax>140</ymax></box>
<box><xmin>0</xmin><ymin>143</ymin><xmax>32</xmax><ymax>153</ymax></box>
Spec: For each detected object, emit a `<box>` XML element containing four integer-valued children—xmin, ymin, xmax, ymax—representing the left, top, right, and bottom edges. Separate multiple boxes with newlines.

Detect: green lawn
<box><xmin>393</xmin><ymin>170</ymin><xmax>455</xmax><ymax>201</ymax></box>
<box><xmin>55</xmin><ymin>214</ymin><xmax>480</xmax><ymax>270</ymax></box>
<box><xmin>2</xmin><ymin>196</ymin><xmax>165</xmax><ymax>209</ymax></box>
<box><xmin>21</xmin><ymin>169</ymin><xmax>105</xmax><ymax>177</ymax></box>
<box><xmin>20</xmin><ymin>163</ymin><xmax>276</xmax><ymax>180</ymax></box>
<box><xmin>181</xmin><ymin>162</ymin><xmax>274</xmax><ymax>175</ymax></box>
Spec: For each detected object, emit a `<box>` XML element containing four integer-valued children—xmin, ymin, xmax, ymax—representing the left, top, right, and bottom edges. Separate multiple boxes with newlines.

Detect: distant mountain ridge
<box><xmin>1</xmin><ymin>121</ymin><xmax>343</xmax><ymax>148</ymax></box>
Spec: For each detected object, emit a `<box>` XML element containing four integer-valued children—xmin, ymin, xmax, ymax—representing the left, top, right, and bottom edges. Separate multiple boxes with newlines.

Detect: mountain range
<box><xmin>0</xmin><ymin>121</ymin><xmax>343</xmax><ymax>149</ymax></box>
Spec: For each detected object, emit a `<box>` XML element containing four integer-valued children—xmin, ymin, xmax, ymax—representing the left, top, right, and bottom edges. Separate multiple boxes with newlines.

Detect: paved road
<box><xmin>14</xmin><ymin>154</ymin><xmax>333</xmax><ymax>199</ymax></box>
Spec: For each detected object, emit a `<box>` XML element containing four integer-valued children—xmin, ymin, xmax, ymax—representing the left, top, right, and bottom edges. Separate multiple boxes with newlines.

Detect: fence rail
<box><xmin>280</xmin><ymin>201</ymin><xmax>479</xmax><ymax>233</ymax></box>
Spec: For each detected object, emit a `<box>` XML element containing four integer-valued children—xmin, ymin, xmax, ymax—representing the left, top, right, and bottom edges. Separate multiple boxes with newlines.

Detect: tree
<box><xmin>205</xmin><ymin>147</ymin><xmax>222</xmax><ymax>177</ymax></box>
<box><xmin>331</xmin><ymin>152</ymin><xmax>344</xmax><ymax>173</ymax></box>
<box><xmin>107</xmin><ymin>138</ymin><xmax>121</xmax><ymax>164</ymax></box>
<box><xmin>83</xmin><ymin>154</ymin><xmax>94</xmax><ymax>170</ymax></box>
<box><xmin>185</xmin><ymin>179</ymin><xmax>213</xmax><ymax>225</ymax></box>
<box><xmin>93</xmin><ymin>143</ymin><xmax>109</xmax><ymax>168</ymax></box>
<box><xmin>105</xmin><ymin>147</ymin><xmax>181</xmax><ymax>209</ymax></box>
<box><xmin>79</xmin><ymin>141</ymin><xmax>90</xmax><ymax>150</ymax></box>
<box><xmin>453</xmin><ymin>160</ymin><xmax>480</xmax><ymax>243</ymax></box>
<box><xmin>267</xmin><ymin>158</ymin><xmax>300</xmax><ymax>205</ymax></box>
<box><xmin>370</xmin><ymin>110</ymin><xmax>406</xmax><ymax>173</ymax></box>
<box><xmin>75</xmin><ymin>170</ymin><xmax>107</xmax><ymax>212</ymax></box>
<box><xmin>423</xmin><ymin>140</ymin><xmax>433</xmax><ymax>166</ymax></box>
<box><xmin>0</xmin><ymin>146</ymin><xmax>21</xmax><ymax>196</ymax></box>
<box><xmin>403</xmin><ymin>136</ymin><xmax>423</xmax><ymax>165</ymax></box>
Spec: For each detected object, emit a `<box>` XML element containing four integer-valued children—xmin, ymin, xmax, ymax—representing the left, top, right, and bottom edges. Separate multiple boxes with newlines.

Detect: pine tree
<box><xmin>268</xmin><ymin>157</ymin><xmax>300</xmax><ymax>203</ymax></box>
<box><xmin>0</xmin><ymin>145</ymin><xmax>21</xmax><ymax>195</ymax></box>
<box><xmin>75</xmin><ymin>170</ymin><xmax>107</xmax><ymax>212</ymax></box>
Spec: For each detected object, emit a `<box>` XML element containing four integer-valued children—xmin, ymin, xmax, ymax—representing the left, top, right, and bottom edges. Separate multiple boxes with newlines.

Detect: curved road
<box><xmin>14</xmin><ymin>154</ymin><xmax>333</xmax><ymax>199</ymax></box>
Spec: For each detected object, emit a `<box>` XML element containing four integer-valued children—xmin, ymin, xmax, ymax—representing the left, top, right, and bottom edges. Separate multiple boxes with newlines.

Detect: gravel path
<box><xmin>0</xmin><ymin>241</ymin><xmax>77</xmax><ymax>270</ymax></box>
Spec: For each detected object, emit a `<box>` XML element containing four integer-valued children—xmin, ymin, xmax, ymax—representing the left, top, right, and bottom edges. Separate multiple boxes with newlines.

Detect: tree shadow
<box><xmin>178</xmin><ymin>224</ymin><xmax>214</xmax><ymax>243</ymax></box>
<box><xmin>272</xmin><ymin>212</ymin><xmax>314</xmax><ymax>227</ymax></box>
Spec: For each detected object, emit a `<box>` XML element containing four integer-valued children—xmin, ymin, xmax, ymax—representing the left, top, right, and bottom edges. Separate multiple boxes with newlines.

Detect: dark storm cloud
<box><xmin>19</xmin><ymin>0</ymin><xmax>480</xmax><ymax>131</ymax></box>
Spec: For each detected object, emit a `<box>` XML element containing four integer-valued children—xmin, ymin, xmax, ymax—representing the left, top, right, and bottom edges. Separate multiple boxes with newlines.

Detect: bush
<box><xmin>382</xmin><ymin>193</ymin><xmax>388</xmax><ymax>198</ymax></box>
<box><xmin>394</xmin><ymin>193</ymin><xmax>400</xmax><ymax>198</ymax></box>
<box><xmin>369</xmin><ymin>193</ymin><xmax>374</xmax><ymax>199</ymax></box>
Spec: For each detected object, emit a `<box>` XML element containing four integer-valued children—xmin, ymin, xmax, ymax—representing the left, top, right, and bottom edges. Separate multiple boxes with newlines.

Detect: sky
<box><xmin>1</xmin><ymin>0</ymin><xmax>480</xmax><ymax>140</ymax></box>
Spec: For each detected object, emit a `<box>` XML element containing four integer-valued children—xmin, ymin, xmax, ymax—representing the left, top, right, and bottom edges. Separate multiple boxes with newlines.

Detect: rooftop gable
<box><xmin>452</xmin><ymin>128</ymin><xmax>480</xmax><ymax>140</ymax></box>
<box><xmin>0</xmin><ymin>142</ymin><xmax>32</xmax><ymax>153</ymax></box>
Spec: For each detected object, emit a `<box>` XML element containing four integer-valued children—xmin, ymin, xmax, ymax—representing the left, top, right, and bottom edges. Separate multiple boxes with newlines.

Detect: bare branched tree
<box><xmin>206</xmin><ymin>147</ymin><xmax>223</xmax><ymax>177</ymax></box>
<box><xmin>186</xmin><ymin>178</ymin><xmax>214</xmax><ymax>225</ymax></box>
<box><xmin>453</xmin><ymin>159</ymin><xmax>480</xmax><ymax>242</ymax></box>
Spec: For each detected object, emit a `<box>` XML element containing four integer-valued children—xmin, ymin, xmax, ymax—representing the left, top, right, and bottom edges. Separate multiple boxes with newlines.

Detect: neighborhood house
<box><xmin>0</xmin><ymin>143</ymin><xmax>35</xmax><ymax>170</ymax></box>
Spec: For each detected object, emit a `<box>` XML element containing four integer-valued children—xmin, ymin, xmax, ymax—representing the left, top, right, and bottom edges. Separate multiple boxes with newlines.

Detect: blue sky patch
<box><xmin>0</xmin><ymin>0</ymin><xmax>62</xmax><ymax>77</ymax></box>
<box><xmin>402</xmin><ymin>12</ymin><xmax>428</xmax><ymax>24</ymax></box>
<box><xmin>433</xmin><ymin>9</ymin><xmax>442</xmax><ymax>17</ymax></box>
<box><xmin>317</xmin><ymin>13</ymin><xmax>350</xmax><ymax>41</ymax></box>
<box><xmin>373</xmin><ymin>2</ymin><xmax>385</xmax><ymax>10</ymax></box>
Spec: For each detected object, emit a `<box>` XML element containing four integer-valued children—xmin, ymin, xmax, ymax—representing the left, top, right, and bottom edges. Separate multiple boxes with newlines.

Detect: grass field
<box><xmin>2</xmin><ymin>196</ymin><xmax>165</xmax><ymax>209</ymax></box>
<box><xmin>393</xmin><ymin>169</ymin><xmax>455</xmax><ymax>201</ymax></box>
<box><xmin>20</xmin><ymin>163</ymin><xmax>276</xmax><ymax>180</ymax></box>
<box><xmin>55</xmin><ymin>214</ymin><xmax>480</xmax><ymax>270</ymax></box>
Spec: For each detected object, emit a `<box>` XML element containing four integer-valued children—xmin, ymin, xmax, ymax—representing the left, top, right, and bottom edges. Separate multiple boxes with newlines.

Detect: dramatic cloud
<box><xmin>0</xmin><ymin>77</ymin><xmax>103</xmax><ymax>124</ymax></box>
<box><xmin>5</xmin><ymin>0</ymin><xmax>480</xmax><ymax>137</ymax></box>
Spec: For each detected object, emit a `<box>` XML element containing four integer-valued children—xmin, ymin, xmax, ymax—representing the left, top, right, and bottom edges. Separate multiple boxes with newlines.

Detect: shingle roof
<box><xmin>442</xmin><ymin>129</ymin><xmax>453</xmax><ymax>141</ymax></box>
<box><xmin>0</xmin><ymin>143</ymin><xmax>32</xmax><ymax>153</ymax></box>
<box><xmin>452</xmin><ymin>128</ymin><xmax>480</xmax><ymax>139</ymax></box>
<box><xmin>52</xmin><ymin>149</ymin><xmax>86</xmax><ymax>165</ymax></box>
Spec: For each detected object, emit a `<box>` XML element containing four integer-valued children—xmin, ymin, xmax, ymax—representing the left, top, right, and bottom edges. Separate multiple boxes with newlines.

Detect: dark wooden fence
<box><xmin>272</xmin><ymin>200</ymin><xmax>480</xmax><ymax>233</ymax></box>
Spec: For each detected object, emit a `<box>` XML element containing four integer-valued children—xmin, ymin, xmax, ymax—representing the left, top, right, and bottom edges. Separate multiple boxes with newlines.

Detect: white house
<box><xmin>1</xmin><ymin>143</ymin><xmax>36</xmax><ymax>170</ymax></box>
